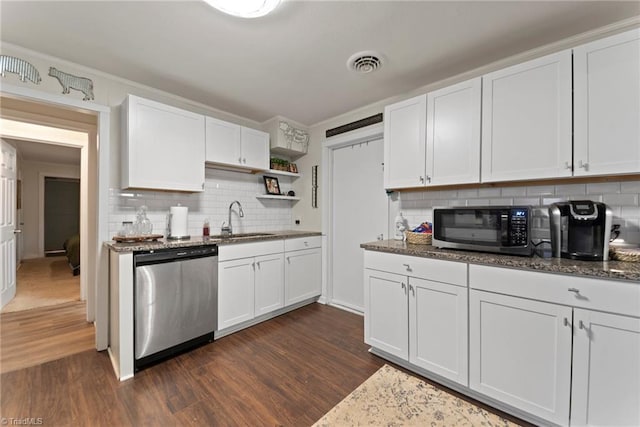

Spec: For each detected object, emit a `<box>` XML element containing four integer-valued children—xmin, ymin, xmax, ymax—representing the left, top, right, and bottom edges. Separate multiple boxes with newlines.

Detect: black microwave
<box><xmin>432</xmin><ymin>206</ymin><xmax>533</xmax><ymax>256</ymax></box>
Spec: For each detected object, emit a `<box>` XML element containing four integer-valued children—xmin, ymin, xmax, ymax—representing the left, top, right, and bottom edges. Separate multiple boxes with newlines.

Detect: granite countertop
<box><xmin>105</xmin><ymin>230</ymin><xmax>322</xmax><ymax>253</ymax></box>
<box><xmin>361</xmin><ymin>240</ymin><xmax>640</xmax><ymax>283</ymax></box>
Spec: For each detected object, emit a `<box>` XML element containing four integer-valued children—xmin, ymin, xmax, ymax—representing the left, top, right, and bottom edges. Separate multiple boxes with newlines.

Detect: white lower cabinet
<box><xmin>469</xmin><ymin>290</ymin><xmax>572</xmax><ymax>425</ymax></box>
<box><xmin>410</xmin><ymin>277</ymin><xmax>468</xmax><ymax>385</ymax></box>
<box><xmin>218</xmin><ymin>257</ymin><xmax>256</xmax><ymax>330</ymax></box>
<box><xmin>254</xmin><ymin>253</ymin><xmax>285</xmax><ymax>317</ymax></box>
<box><xmin>570</xmin><ymin>309</ymin><xmax>640</xmax><ymax>427</ymax></box>
<box><xmin>285</xmin><ymin>247</ymin><xmax>322</xmax><ymax>306</ymax></box>
<box><xmin>364</xmin><ymin>251</ymin><xmax>468</xmax><ymax>386</ymax></box>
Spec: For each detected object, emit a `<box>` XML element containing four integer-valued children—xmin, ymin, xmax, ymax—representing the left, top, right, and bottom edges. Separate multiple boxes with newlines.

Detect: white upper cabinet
<box><xmin>426</xmin><ymin>77</ymin><xmax>481</xmax><ymax>185</ymax></box>
<box><xmin>384</xmin><ymin>94</ymin><xmax>427</xmax><ymax>189</ymax></box>
<box><xmin>240</xmin><ymin>127</ymin><xmax>270</xmax><ymax>170</ymax></box>
<box><xmin>121</xmin><ymin>95</ymin><xmax>205</xmax><ymax>192</ymax></box>
<box><xmin>481</xmin><ymin>51</ymin><xmax>572</xmax><ymax>182</ymax></box>
<box><xmin>205</xmin><ymin>116</ymin><xmax>269</xmax><ymax>171</ymax></box>
<box><xmin>574</xmin><ymin>29</ymin><xmax>640</xmax><ymax>177</ymax></box>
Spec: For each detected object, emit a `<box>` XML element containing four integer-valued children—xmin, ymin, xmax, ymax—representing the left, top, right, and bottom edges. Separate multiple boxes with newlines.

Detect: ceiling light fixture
<box><xmin>204</xmin><ymin>0</ymin><xmax>281</xmax><ymax>18</ymax></box>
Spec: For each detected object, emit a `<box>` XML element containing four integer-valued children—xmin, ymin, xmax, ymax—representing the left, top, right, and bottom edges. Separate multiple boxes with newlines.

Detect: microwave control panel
<box><xmin>509</xmin><ymin>208</ymin><xmax>529</xmax><ymax>246</ymax></box>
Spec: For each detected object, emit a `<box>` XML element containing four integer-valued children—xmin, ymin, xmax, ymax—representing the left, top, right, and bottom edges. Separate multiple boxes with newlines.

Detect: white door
<box><xmin>383</xmin><ymin>94</ymin><xmax>427</xmax><ymax>188</ymax></box>
<box><xmin>574</xmin><ymin>28</ymin><xmax>640</xmax><ymax>176</ymax></box>
<box><xmin>1</xmin><ymin>140</ymin><xmax>17</xmax><ymax>308</ymax></box>
<box><xmin>571</xmin><ymin>309</ymin><xmax>640</xmax><ymax>427</ymax></box>
<box><xmin>409</xmin><ymin>277</ymin><xmax>468</xmax><ymax>386</ymax></box>
<box><xmin>426</xmin><ymin>77</ymin><xmax>481</xmax><ymax>186</ymax></box>
<box><xmin>363</xmin><ymin>269</ymin><xmax>408</xmax><ymax>359</ymax></box>
<box><xmin>254</xmin><ymin>253</ymin><xmax>284</xmax><ymax>317</ymax></box>
<box><xmin>332</xmin><ymin>138</ymin><xmax>387</xmax><ymax>312</ymax></box>
<box><xmin>469</xmin><ymin>290</ymin><xmax>572</xmax><ymax>426</ymax></box>
<box><xmin>240</xmin><ymin>127</ymin><xmax>269</xmax><ymax>170</ymax></box>
<box><xmin>218</xmin><ymin>258</ymin><xmax>255</xmax><ymax>330</ymax></box>
<box><xmin>481</xmin><ymin>51</ymin><xmax>572</xmax><ymax>182</ymax></box>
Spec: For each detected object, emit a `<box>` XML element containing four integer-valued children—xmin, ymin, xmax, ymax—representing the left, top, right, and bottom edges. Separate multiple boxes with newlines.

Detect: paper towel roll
<box><xmin>169</xmin><ymin>206</ymin><xmax>189</xmax><ymax>238</ymax></box>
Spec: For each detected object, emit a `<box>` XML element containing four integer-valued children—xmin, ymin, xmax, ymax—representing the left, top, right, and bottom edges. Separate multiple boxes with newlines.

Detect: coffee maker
<box><xmin>549</xmin><ymin>201</ymin><xmax>612</xmax><ymax>261</ymax></box>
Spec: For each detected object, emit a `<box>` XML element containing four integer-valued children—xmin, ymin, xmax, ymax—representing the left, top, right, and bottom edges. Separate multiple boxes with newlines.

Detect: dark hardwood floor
<box><xmin>1</xmin><ymin>304</ymin><xmax>384</xmax><ymax>426</ymax></box>
<box><xmin>1</xmin><ymin>303</ymin><xmax>528</xmax><ymax>426</ymax></box>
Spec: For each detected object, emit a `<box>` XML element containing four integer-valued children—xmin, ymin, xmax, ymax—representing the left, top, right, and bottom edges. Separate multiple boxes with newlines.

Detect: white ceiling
<box><xmin>1</xmin><ymin>1</ymin><xmax>639</xmax><ymax>126</ymax></box>
<box><xmin>3</xmin><ymin>138</ymin><xmax>81</xmax><ymax>165</ymax></box>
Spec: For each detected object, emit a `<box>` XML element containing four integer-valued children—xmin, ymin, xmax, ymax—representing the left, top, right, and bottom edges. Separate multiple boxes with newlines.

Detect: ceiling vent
<box><xmin>347</xmin><ymin>51</ymin><xmax>383</xmax><ymax>74</ymax></box>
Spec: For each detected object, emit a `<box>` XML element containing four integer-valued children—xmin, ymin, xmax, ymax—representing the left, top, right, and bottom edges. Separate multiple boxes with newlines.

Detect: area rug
<box><xmin>313</xmin><ymin>365</ymin><xmax>519</xmax><ymax>426</ymax></box>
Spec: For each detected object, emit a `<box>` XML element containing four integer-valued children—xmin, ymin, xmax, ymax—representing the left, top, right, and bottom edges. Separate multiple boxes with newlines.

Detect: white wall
<box><xmin>20</xmin><ymin>160</ymin><xmax>80</xmax><ymax>259</ymax></box>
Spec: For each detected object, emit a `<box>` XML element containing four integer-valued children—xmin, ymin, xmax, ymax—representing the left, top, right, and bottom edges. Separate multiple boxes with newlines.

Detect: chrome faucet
<box><xmin>221</xmin><ymin>200</ymin><xmax>244</xmax><ymax>237</ymax></box>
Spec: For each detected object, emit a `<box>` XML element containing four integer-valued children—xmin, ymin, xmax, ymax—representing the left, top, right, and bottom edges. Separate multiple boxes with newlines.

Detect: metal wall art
<box><xmin>279</xmin><ymin>121</ymin><xmax>310</xmax><ymax>153</ymax></box>
<box><xmin>0</xmin><ymin>55</ymin><xmax>41</xmax><ymax>84</ymax></box>
<box><xmin>48</xmin><ymin>67</ymin><xmax>94</xmax><ymax>101</ymax></box>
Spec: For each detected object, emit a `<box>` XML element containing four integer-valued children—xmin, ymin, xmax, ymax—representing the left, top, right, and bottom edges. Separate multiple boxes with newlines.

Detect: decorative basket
<box><xmin>405</xmin><ymin>231</ymin><xmax>432</xmax><ymax>245</ymax></box>
<box><xmin>610</xmin><ymin>246</ymin><xmax>640</xmax><ymax>263</ymax></box>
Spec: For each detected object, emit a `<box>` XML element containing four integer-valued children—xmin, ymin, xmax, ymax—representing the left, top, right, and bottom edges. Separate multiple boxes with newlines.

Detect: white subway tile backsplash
<box><xmin>621</xmin><ymin>181</ymin><xmax>640</xmax><ymax>193</ymax></box>
<box><xmin>526</xmin><ymin>185</ymin><xmax>555</xmax><ymax>196</ymax></box>
<box><xmin>554</xmin><ymin>184</ymin><xmax>586</xmax><ymax>196</ymax></box>
<box><xmin>109</xmin><ymin>169</ymin><xmax>293</xmax><ymax>237</ymax></box>
<box><xmin>603</xmin><ymin>193</ymin><xmax>639</xmax><ymax>206</ymax></box>
<box><xmin>587</xmin><ymin>182</ymin><xmax>620</xmax><ymax>195</ymax></box>
<box><xmin>500</xmin><ymin>187</ymin><xmax>527</xmax><ymax>197</ymax></box>
<box><xmin>395</xmin><ymin>179</ymin><xmax>640</xmax><ymax>244</ymax></box>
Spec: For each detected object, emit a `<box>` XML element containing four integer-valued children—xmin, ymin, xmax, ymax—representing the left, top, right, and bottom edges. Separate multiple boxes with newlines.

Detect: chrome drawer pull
<box><xmin>568</xmin><ymin>288</ymin><xmax>581</xmax><ymax>294</ymax></box>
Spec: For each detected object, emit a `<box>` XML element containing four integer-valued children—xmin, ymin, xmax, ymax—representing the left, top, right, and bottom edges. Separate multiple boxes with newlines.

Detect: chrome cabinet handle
<box><xmin>377</xmin><ymin>234</ymin><xmax>384</xmax><ymax>241</ymax></box>
<box><xmin>419</xmin><ymin>176</ymin><xmax>425</xmax><ymax>183</ymax></box>
<box><xmin>563</xmin><ymin>317</ymin><xmax>570</xmax><ymax>327</ymax></box>
<box><xmin>578</xmin><ymin>160</ymin><xmax>589</xmax><ymax>170</ymax></box>
<box><xmin>238</xmin><ymin>157</ymin><xmax>242</xmax><ymax>163</ymax></box>
<box><xmin>402</xmin><ymin>263</ymin><xmax>410</xmax><ymax>269</ymax></box>
<box><xmin>568</xmin><ymin>288</ymin><xmax>581</xmax><ymax>294</ymax></box>
<box><xmin>564</xmin><ymin>161</ymin><xmax>571</xmax><ymax>170</ymax></box>
<box><xmin>243</xmin><ymin>158</ymin><xmax>247</xmax><ymax>164</ymax></box>
<box><xmin>286</xmin><ymin>257</ymin><xmax>290</xmax><ymax>263</ymax></box>
<box><xmin>578</xmin><ymin>320</ymin><xmax>586</xmax><ymax>330</ymax></box>
<box><xmin>409</xmin><ymin>284</ymin><xmax>415</xmax><ymax>295</ymax></box>
<box><xmin>426</xmin><ymin>175</ymin><xmax>431</xmax><ymax>183</ymax></box>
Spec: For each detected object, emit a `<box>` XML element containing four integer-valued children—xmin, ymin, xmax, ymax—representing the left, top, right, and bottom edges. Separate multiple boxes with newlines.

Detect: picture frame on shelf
<box><xmin>263</xmin><ymin>176</ymin><xmax>281</xmax><ymax>195</ymax></box>
<box><xmin>288</xmin><ymin>163</ymin><xmax>298</xmax><ymax>174</ymax></box>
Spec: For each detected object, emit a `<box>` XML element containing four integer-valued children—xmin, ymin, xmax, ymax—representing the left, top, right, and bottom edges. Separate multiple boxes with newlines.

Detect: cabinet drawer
<box><xmin>364</xmin><ymin>250</ymin><xmax>467</xmax><ymax>287</ymax></box>
<box><xmin>219</xmin><ymin>240</ymin><xmax>284</xmax><ymax>261</ymax></box>
<box><xmin>469</xmin><ymin>264</ymin><xmax>640</xmax><ymax>318</ymax></box>
<box><xmin>284</xmin><ymin>236</ymin><xmax>322</xmax><ymax>252</ymax></box>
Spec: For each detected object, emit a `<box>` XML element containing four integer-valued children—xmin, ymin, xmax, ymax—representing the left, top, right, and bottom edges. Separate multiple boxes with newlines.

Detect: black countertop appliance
<box><xmin>549</xmin><ymin>201</ymin><xmax>612</xmax><ymax>261</ymax></box>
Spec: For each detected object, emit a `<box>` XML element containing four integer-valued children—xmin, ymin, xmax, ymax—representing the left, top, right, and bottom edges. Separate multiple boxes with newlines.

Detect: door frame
<box><xmin>321</xmin><ymin>123</ymin><xmax>384</xmax><ymax>313</ymax></box>
<box><xmin>1</xmin><ymin>82</ymin><xmax>110</xmax><ymax>351</ymax></box>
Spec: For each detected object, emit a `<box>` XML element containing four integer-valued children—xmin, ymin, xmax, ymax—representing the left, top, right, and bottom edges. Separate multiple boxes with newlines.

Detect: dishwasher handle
<box><xmin>134</xmin><ymin>245</ymin><xmax>218</xmax><ymax>266</ymax></box>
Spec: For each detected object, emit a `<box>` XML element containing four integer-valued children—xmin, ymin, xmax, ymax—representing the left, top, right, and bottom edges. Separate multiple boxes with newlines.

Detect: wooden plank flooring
<box><xmin>1</xmin><ymin>301</ymin><xmax>94</xmax><ymax>374</ymax></box>
<box><xmin>1</xmin><ymin>303</ymin><xmax>526</xmax><ymax>426</ymax></box>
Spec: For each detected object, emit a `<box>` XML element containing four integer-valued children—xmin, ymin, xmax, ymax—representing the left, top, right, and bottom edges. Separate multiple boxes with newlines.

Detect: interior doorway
<box><xmin>45</xmin><ymin>176</ymin><xmax>80</xmax><ymax>256</ymax></box>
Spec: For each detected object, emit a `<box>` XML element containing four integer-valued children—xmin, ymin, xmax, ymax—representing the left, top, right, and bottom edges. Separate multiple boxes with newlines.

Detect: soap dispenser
<box><xmin>394</xmin><ymin>212</ymin><xmax>408</xmax><ymax>240</ymax></box>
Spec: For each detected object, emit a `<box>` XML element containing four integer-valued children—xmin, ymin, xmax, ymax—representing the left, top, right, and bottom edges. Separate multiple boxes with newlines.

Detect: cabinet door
<box><xmin>426</xmin><ymin>77</ymin><xmax>481</xmax><ymax>186</ymax></box>
<box><xmin>574</xmin><ymin>29</ymin><xmax>640</xmax><ymax>176</ymax></box>
<box><xmin>383</xmin><ymin>94</ymin><xmax>427</xmax><ymax>189</ymax></box>
<box><xmin>218</xmin><ymin>258</ymin><xmax>255</xmax><ymax>330</ymax></box>
<box><xmin>364</xmin><ymin>269</ymin><xmax>408</xmax><ymax>360</ymax></box>
<box><xmin>284</xmin><ymin>248</ymin><xmax>321</xmax><ymax>306</ymax></box>
<box><xmin>571</xmin><ymin>309</ymin><xmax>640</xmax><ymax>427</ymax></box>
<box><xmin>254</xmin><ymin>253</ymin><xmax>284</xmax><ymax>317</ymax></box>
<box><xmin>124</xmin><ymin>95</ymin><xmax>205</xmax><ymax>192</ymax></box>
<box><xmin>481</xmin><ymin>51</ymin><xmax>572</xmax><ymax>182</ymax></box>
<box><xmin>205</xmin><ymin>116</ymin><xmax>242</xmax><ymax>166</ymax></box>
<box><xmin>469</xmin><ymin>290</ymin><xmax>572</xmax><ymax>426</ymax></box>
<box><xmin>409</xmin><ymin>277</ymin><xmax>468</xmax><ymax>386</ymax></box>
<box><xmin>240</xmin><ymin>127</ymin><xmax>269</xmax><ymax>170</ymax></box>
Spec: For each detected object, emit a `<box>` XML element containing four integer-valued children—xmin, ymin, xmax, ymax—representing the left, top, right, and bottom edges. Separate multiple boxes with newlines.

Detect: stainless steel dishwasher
<box><xmin>134</xmin><ymin>245</ymin><xmax>218</xmax><ymax>369</ymax></box>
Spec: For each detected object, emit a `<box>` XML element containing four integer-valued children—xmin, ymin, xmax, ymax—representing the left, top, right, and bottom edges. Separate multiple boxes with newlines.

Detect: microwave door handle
<box><xmin>501</xmin><ymin>213</ymin><xmax>509</xmax><ymax>245</ymax></box>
